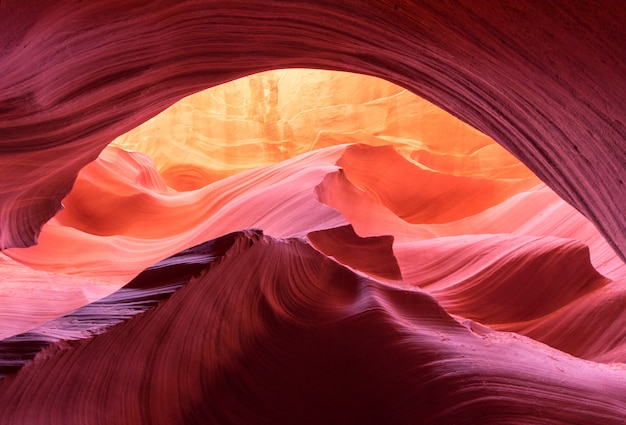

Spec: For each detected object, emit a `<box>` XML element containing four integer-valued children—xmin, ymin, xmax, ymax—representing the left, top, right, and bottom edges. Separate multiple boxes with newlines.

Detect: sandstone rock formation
<box><xmin>1</xmin><ymin>2</ymin><xmax>625</xmax><ymax>424</ymax></box>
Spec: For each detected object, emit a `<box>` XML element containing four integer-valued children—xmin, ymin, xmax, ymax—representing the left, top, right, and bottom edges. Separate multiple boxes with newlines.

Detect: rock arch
<box><xmin>1</xmin><ymin>0</ymin><xmax>624</xmax><ymax>259</ymax></box>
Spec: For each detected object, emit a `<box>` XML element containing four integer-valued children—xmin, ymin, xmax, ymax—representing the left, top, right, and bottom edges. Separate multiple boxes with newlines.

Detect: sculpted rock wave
<box><xmin>1</xmin><ymin>16</ymin><xmax>625</xmax><ymax>421</ymax></box>
<box><xmin>1</xmin><ymin>233</ymin><xmax>626</xmax><ymax>424</ymax></box>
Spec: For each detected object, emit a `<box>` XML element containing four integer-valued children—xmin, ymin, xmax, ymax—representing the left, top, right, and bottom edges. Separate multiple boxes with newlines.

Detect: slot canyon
<box><xmin>0</xmin><ymin>1</ymin><xmax>625</xmax><ymax>424</ymax></box>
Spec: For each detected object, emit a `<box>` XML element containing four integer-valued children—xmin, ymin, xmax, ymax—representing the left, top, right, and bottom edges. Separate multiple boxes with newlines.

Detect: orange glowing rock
<box><xmin>336</xmin><ymin>143</ymin><xmax>538</xmax><ymax>224</ymax></box>
<box><xmin>6</xmin><ymin>69</ymin><xmax>527</xmax><ymax>282</ymax></box>
<box><xmin>3</xmin><ymin>70</ymin><xmax>625</xmax><ymax>346</ymax></box>
<box><xmin>0</xmin><ymin>0</ymin><xmax>626</xmax><ymax>422</ymax></box>
<box><xmin>2</xmin><ymin>68</ymin><xmax>626</xmax><ymax>424</ymax></box>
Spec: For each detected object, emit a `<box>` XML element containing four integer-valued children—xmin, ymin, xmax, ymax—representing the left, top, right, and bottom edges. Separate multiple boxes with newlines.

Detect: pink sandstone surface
<box><xmin>0</xmin><ymin>1</ymin><xmax>625</xmax><ymax>424</ymax></box>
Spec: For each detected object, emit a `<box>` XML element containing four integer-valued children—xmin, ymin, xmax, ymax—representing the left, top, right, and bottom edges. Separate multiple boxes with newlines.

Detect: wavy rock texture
<box><xmin>0</xmin><ymin>1</ymin><xmax>624</xmax><ymax>259</ymax></box>
<box><xmin>2</xmin><ymin>233</ymin><xmax>626</xmax><ymax>425</ymax></box>
<box><xmin>1</xmin><ymin>2</ymin><xmax>626</xmax><ymax>423</ymax></box>
<box><xmin>0</xmin><ymin>230</ymin><xmax>257</xmax><ymax>378</ymax></box>
<box><xmin>0</xmin><ymin>253</ymin><xmax>114</xmax><ymax>340</ymax></box>
<box><xmin>1</xmin><ymin>68</ymin><xmax>528</xmax><ymax>338</ymax></box>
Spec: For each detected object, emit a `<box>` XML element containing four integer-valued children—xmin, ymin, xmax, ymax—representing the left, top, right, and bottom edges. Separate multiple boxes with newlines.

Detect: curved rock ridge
<box><xmin>0</xmin><ymin>230</ymin><xmax>259</xmax><ymax>379</ymax></box>
<box><xmin>0</xmin><ymin>1</ymin><xmax>625</xmax><ymax>259</ymax></box>
<box><xmin>3</xmin><ymin>145</ymin><xmax>348</xmax><ymax>284</ymax></box>
<box><xmin>392</xmin><ymin>235</ymin><xmax>626</xmax><ymax>363</ymax></box>
<box><xmin>3</xmin><ymin>137</ymin><xmax>625</xmax><ymax>364</ymax></box>
<box><xmin>307</xmin><ymin>224</ymin><xmax>402</xmax><ymax>282</ymax></box>
<box><xmin>1</xmin><ymin>234</ymin><xmax>625</xmax><ymax>425</ymax></box>
<box><xmin>316</xmin><ymin>146</ymin><xmax>626</xmax><ymax>281</ymax></box>
<box><xmin>336</xmin><ymin>144</ymin><xmax>538</xmax><ymax>224</ymax></box>
<box><xmin>401</xmin><ymin>234</ymin><xmax>606</xmax><ymax>322</ymax></box>
<box><xmin>504</xmin><ymin>280</ymin><xmax>626</xmax><ymax>363</ymax></box>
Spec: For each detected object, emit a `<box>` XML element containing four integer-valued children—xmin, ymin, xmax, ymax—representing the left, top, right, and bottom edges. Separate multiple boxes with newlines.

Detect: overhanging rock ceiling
<box><xmin>0</xmin><ymin>1</ymin><xmax>624</xmax><ymax>258</ymax></box>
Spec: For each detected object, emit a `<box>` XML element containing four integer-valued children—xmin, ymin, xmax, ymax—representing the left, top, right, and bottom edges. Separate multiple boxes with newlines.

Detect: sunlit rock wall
<box><xmin>1</xmin><ymin>1</ymin><xmax>626</xmax><ymax>424</ymax></box>
<box><xmin>110</xmin><ymin>69</ymin><xmax>531</xmax><ymax>190</ymax></box>
<box><xmin>0</xmin><ymin>1</ymin><xmax>624</xmax><ymax>257</ymax></box>
<box><xmin>1</xmin><ymin>69</ymin><xmax>542</xmax><ymax>332</ymax></box>
<box><xmin>1</xmin><ymin>67</ymin><xmax>625</xmax><ymax>424</ymax></box>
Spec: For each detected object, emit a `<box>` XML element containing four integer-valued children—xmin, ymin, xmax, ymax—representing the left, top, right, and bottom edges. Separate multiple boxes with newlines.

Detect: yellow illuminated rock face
<box><xmin>111</xmin><ymin>69</ymin><xmax>533</xmax><ymax>191</ymax></box>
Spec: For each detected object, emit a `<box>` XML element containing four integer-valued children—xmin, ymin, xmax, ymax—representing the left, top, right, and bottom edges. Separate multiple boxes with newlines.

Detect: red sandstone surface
<box><xmin>1</xmin><ymin>1</ymin><xmax>625</xmax><ymax>424</ymax></box>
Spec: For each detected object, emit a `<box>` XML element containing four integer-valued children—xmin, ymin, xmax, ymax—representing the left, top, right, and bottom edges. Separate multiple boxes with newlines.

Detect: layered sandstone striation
<box><xmin>1</xmin><ymin>2</ymin><xmax>626</xmax><ymax>422</ymax></box>
<box><xmin>0</xmin><ymin>1</ymin><xmax>624</xmax><ymax>257</ymax></box>
<box><xmin>2</xmin><ymin>232</ymin><xmax>626</xmax><ymax>424</ymax></box>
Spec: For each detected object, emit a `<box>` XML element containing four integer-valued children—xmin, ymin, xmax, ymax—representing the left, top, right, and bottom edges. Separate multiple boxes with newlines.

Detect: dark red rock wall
<box><xmin>2</xmin><ymin>232</ymin><xmax>626</xmax><ymax>424</ymax></box>
<box><xmin>0</xmin><ymin>0</ymin><xmax>624</xmax><ymax>260</ymax></box>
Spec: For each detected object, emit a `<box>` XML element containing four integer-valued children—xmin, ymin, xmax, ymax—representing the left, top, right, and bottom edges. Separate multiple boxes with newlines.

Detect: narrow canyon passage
<box><xmin>1</xmin><ymin>69</ymin><xmax>625</xmax><ymax>423</ymax></box>
<box><xmin>1</xmin><ymin>2</ymin><xmax>625</xmax><ymax>423</ymax></box>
